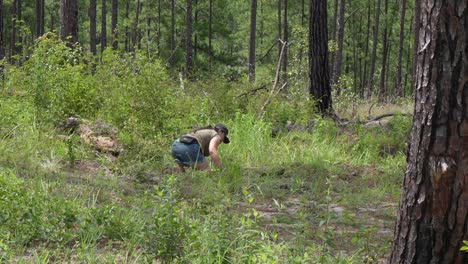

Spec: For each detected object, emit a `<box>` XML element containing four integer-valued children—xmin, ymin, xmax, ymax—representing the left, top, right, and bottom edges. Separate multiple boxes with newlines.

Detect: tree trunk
<box><xmin>111</xmin><ymin>0</ymin><xmax>118</xmax><ymax>50</ymax></box>
<box><xmin>10</xmin><ymin>0</ymin><xmax>17</xmax><ymax>61</ymax></box>
<box><xmin>60</xmin><ymin>0</ymin><xmax>78</xmax><ymax>45</ymax></box>
<box><xmin>132</xmin><ymin>0</ymin><xmax>141</xmax><ymax>51</ymax></box>
<box><xmin>361</xmin><ymin>0</ymin><xmax>371</xmax><ymax>91</ymax></box>
<box><xmin>282</xmin><ymin>0</ymin><xmax>288</xmax><ymax>82</ymax></box>
<box><xmin>378</xmin><ymin>0</ymin><xmax>389</xmax><ymax>102</ymax></box>
<box><xmin>331</xmin><ymin>0</ymin><xmax>338</xmax><ymax>41</ymax></box>
<box><xmin>208</xmin><ymin>0</ymin><xmax>212</xmax><ymax>68</ymax></box>
<box><xmin>367</xmin><ymin>0</ymin><xmax>381</xmax><ymax>98</ymax></box>
<box><xmin>394</xmin><ymin>0</ymin><xmax>406</xmax><ymax>97</ymax></box>
<box><xmin>170</xmin><ymin>0</ymin><xmax>175</xmax><ymax>67</ymax></box>
<box><xmin>277</xmin><ymin>0</ymin><xmax>282</xmax><ymax>62</ymax></box>
<box><xmin>390</xmin><ymin>1</ymin><xmax>468</xmax><ymax>263</ymax></box>
<box><xmin>248</xmin><ymin>0</ymin><xmax>257</xmax><ymax>83</ymax></box>
<box><xmin>35</xmin><ymin>0</ymin><xmax>44</xmax><ymax>38</ymax></box>
<box><xmin>101</xmin><ymin>0</ymin><xmax>107</xmax><ymax>51</ymax></box>
<box><xmin>411</xmin><ymin>0</ymin><xmax>421</xmax><ymax>97</ymax></box>
<box><xmin>157</xmin><ymin>0</ymin><xmax>161</xmax><ymax>58</ymax></box>
<box><xmin>308</xmin><ymin>0</ymin><xmax>331</xmax><ymax>114</ymax></box>
<box><xmin>332</xmin><ymin>0</ymin><xmax>345</xmax><ymax>89</ymax></box>
<box><xmin>124</xmin><ymin>0</ymin><xmax>129</xmax><ymax>52</ymax></box>
<box><xmin>0</xmin><ymin>0</ymin><xmax>4</xmax><ymax>60</ymax></box>
<box><xmin>89</xmin><ymin>0</ymin><xmax>97</xmax><ymax>55</ymax></box>
<box><xmin>185</xmin><ymin>0</ymin><xmax>193</xmax><ymax>76</ymax></box>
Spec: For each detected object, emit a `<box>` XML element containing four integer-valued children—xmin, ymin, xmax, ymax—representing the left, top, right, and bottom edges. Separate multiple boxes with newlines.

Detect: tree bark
<box><xmin>185</xmin><ymin>0</ymin><xmax>193</xmax><ymax>76</ymax></box>
<box><xmin>10</xmin><ymin>0</ymin><xmax>18</xmax><ymax>60</ymax></box>
<box><xmin>89</xmin><ymin>0</ymin><xmax>97</xmax><ymax>55</ymax></box>
<box><xmin>367</xmin><ymin>0</ymin><xmax>381</xmax><ymax>98</ymax></box>
<box><xmin>111</xmin><ymin>0</ymin><xmax>118</xmax><ymax>50</ymax></box>
<box><xmin>132</xmin><ymin>0</ymin><xmax>141</xmax><ymax>51</ymax></box>
<box><xmin>394</xmin><ymin>0</ymin><xmax>406</xmax><ymax>97</ymax></box>
<box><xmin>35</xmin><ymin>0</ymin><xmax>44</xmax><ymax>38</ymax></box>
<box><xmin>308</xmin><ymin>0</ymin><xmax>332</xmax><ymax>114</ymax></box>
<box><xmin>170</xmin><ymin>0</ymin><xmax>175</xmax><ymax>67</ymax></box>
<box><xmin>0</xmin><ymin>0</ymin><xmax>4</xmax><ymax>60</ymax></box>
<box><xmin>282</xmin><ymin>0</ymin><xmax>288</xmax><ymax>82</ymax></box>
<box><xmin>157</xmin><ymin>0</ymin><xmax>161</xmax><ymax>58</ymax></box>
<box><xmin>248</xmin><ymin>0</ymin><xmax>257</xmax><ymax>83</ymax></box>
<box><xmin>390</xmin><ymin>0</ymin><xmax>468</xmax><ymax>263</ymax></box>
<box><xmin>125</xmin><ymin>0</ymin><xmax>129</xmax><ymax>52</ymax></box>
<box><xmin>60</xmin><ymin>0</ymin><xmax>78</xmax><ymax>45</ymax></box>
<box><xmin>332</xmin><ymin>0</ymin><xmax>345</xmax><ymax>89</ymax></box>
<box><xmin>101</xmin><ymin>0</ymin><xmax>107</xmax><ymax>51</ymax></box>
<box><xmin>378</xmin><ymin>0</ymin><xmax>389</xmax><ymax>102</ymax></box>
<box><xmin>208</xmin><ymin>0</ymin><xmax>212</xmax><ymax>68</ymax></box>
<box><xmin>411</xmin><ymin>0</ymin><xmax>421</xmax><ymax>97</ymax></box>
<box><xmin>277</xmin><ymin>0</ymin><xmax>281</xmax><ymax>61</ymax></box>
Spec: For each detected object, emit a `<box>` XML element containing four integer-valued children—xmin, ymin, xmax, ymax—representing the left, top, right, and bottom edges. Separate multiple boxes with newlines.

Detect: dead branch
<box><xmin>258</xmin><ymin>40</ymin><xmax>287</xmax><ymax>118</ymax></box>
<box><xmin>236</xmin><ymin>84</ymin><xmax>268</xmax><ymax>98</ymax></box>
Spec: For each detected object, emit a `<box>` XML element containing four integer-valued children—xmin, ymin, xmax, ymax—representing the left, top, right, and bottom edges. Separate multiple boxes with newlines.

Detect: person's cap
<box><xmin>215</xmin><ymin>124</ymin><xmax>230</xmax><ymax>144</ymax></box>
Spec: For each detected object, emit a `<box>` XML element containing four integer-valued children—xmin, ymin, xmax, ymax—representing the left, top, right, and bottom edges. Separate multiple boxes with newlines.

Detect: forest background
<box><xmin>0</xmin><ymin>0</ymin><xmax>425</xmax><ymax>262</ymax></box>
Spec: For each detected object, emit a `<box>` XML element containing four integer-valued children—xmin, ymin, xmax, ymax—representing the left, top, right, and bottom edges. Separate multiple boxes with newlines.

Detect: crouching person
<box><xmin>171</xmin><ymin>124</ymin><xmax>230</xmax><ymax>172</ymax></box>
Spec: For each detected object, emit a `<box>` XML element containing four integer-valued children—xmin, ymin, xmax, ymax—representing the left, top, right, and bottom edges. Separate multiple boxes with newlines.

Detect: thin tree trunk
<box><xmin>124</xmin><ymin>0</ymin><xmax>129</xmax><ymax>52</ymax></box>
<box><xmin>394</xmin><ymin>0</ymin><xmax>406</xmax><ymax>97</ymax></box>
<box><xmin>185</xmin><ymin>0</ymin><xmax>193</xmax><ymax>76</ymax></box>
<box><xmin>194</xmin><ymin>0</ymin><xmax>198</xmax><ymax>61</ymax></box>
<box><xmin>0</xmin><ymin>0</ymin><xmax>4</xmax><ymax>60</ymax></box>
<box><xmin>308</xmin><ymin>0</ymin><xmax>332</xmax><ymax>114</ymax></box>
<box><xmin>101</xmin><ymin>0</ymin><xmax>107</xmax><ymax>52</ymax></box>
<box><xmin>390</xmin><ymin>0</ymin><xmax>468</xmax><ymax>262</ymax></box>
<box><xmin>248</xmin><ymin>0</ymin><xmax>257</xmax><ymax>83</ymax></box>
<box><xmin>157</xmin><ymin>0</ymin><xmax>161</xmax><ymax>58</ymax></box>
<box><xmin>331</xmin><ymin>0</ymin><xmax>338</xmax><ymax>41</ymax></box>
<box><xmin>361</xmin><ymin>0</ymin><xmax>371</xmax><ymax>91</ymax></box>
<box><xmin>332</xmin><ymin>0</ymin><xmax>345</xmax><ymax>89</ymax></box>
<box><xmin>282</xmin><ymin>0</ymin><xmax>288</xmax><ymax>83</ymax></box>
<box><xmin>132</xmin><ymin>0</ymin><xmax>141</xmax><ymax>51</ymax></box>
<box><xmin>277</xmin><ymin>0</ymin><xmax>281</xmax><ymax>59</ymax></box>
<box><xmin>378</xmin><ymin>0</ymin><xmax>389</xmax><ymax>102</ymax></box>
<box><xmin>10</xmin><ymin>0</ymin><xmax>17</xmax><ymax>61</ymax></box>
<box><xmin>411</xmin><ymin>0</ymin><xmax>421</xmax><ymax>96</ymax></box>
<box><xmin>367</xmin><ymin>0</ymin><xmax>381</xmax><ymax>98</ymax></box>
<box><xmin>111</xmin><ymin>0</ymin><xmax>118</xmax><ymax>50</ymax></box>
<box><xmin>170</xmin><ymin>0</ymin><xmax>175</xmax><ymax>67</ymax></box>
<box><xmin>89</xmin><ymin>0</ymin><xmax>97</xmax><ymax>55</ymax></box>
<box><xmin>208</xmin><ymin>0</ymin><xmax>212</xmax><ymax>68</ymax></box>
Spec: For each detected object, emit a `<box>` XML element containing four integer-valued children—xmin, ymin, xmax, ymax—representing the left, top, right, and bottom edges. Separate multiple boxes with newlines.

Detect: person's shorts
<box><xmin>171</xmin><ymin>138</ymin><xmax>205</xmax><ymax>166</ymax></box>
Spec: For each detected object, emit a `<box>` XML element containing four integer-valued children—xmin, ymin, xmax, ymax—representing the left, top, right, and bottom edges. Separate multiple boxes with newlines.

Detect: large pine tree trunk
<box><xmin>89</xmin><ymin>0</ymin><xmax>97</xmax><ymax>55</ymax></box>
<box><xmin>60</xmin><ymin>0</ymin><xmax>78</xmax><ymax>45</ymax></box>
<box><xmin>394</xmin><ymin>0</ymin><xmax>406</xmax><ymax>97</ymax></box>
<box><xmin>185</xmin><ymin>0</ymin><xmax>193</xmax><ymax>76</ymax></box>
<box><xmin>111</xmin><ymin>0</ymin><xmax>118</xmax><ymax>49</ymax></box>
<box><xmin>308</xmin><ymin>0</ymin><xmax>331</xmax><ymax>114</ymax></box>
<box><xmin>366</xmin><ymin>0</ymin><xmax>381</xmax><ymax>98</ymax></box>
<box><xmin>390</xmin><ymin>1</ymin><xmax>468</xmax><ymax>263</ymax></box>
<box><xmin>248</xmin><ymin>0</ymin><xmax>257</xmax><ymax>83</ymax></box>
<box><xmin>101</xmin><ymin>0</ymin><xmax>107</xmax><ymax>51</ymax></box>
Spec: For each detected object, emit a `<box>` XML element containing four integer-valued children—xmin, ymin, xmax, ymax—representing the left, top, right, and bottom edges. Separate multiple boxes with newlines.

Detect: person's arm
<box><xmin>208</xmin><ymin>136</ymin><xmax>223</xmax><ymax>168</ymax></box>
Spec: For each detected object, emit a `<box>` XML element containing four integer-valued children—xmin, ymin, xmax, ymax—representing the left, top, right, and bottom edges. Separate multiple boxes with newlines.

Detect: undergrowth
<box><xmin>0</xmin><ymin>37</ymin><xmax>412</xmax><ymax>263</ymax></box>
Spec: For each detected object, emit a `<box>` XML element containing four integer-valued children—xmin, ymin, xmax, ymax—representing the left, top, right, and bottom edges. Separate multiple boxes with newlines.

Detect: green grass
<box><xmin>0</xmin><ymin>44</ymin><xmax>412</xmax><ymax>262</ymax></box>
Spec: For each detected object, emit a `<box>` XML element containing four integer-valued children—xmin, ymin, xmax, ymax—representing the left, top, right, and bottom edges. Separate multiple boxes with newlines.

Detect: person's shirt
<box><xmin>185</xmin><ymin>129</ymin><xmax>218</xmax><ymax>156</ymax></box>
